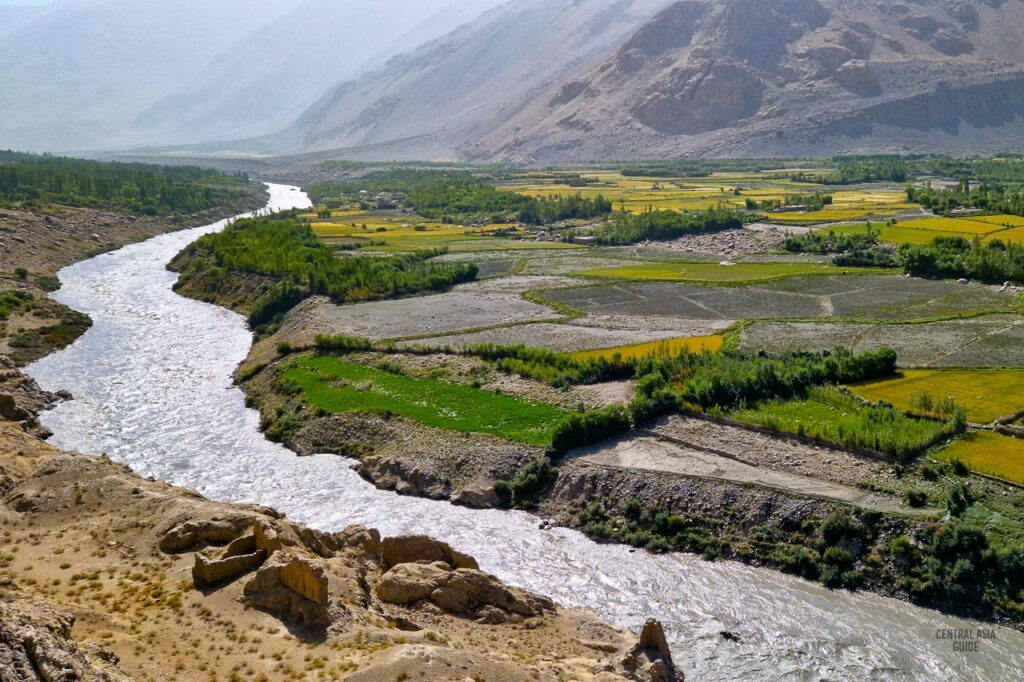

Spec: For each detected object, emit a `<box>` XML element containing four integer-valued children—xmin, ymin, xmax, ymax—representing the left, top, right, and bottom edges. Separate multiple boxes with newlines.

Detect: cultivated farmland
<box><xmin>545</xmin><ymin>276</ymin><xmax>1016</xmax><ymax>322</ymax></box>
<box><xmin>936</xmin><ymin>432</ymin><xmax>1024</xmax><ymax>485</ymax></box>
<box><xmin>851</xmin><ymin>370</ymin><xmax>1024</xmax><ymax>424</ymax></box>
<box><xmin>283</xmin><ymin>355</ymin><xmax>567</xmax><ymax>446</ymax></box>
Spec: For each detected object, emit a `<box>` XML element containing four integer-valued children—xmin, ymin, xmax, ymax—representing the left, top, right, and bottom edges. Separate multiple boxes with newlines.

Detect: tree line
<box><xmin>174</xmin><ymin>212</ymin><xmax>478</xmax><ymax>326</ymax></box>
<box><xmin>899</xmin><ymin>236</ymin><xmax>1024</xmax><ymax>283</ymax></box>
<box><xmin>593</xmin><ymin>206</ymin><xmax>744</xmax><ymax>245</ymax></box>
<box><xmin>0</xmin><ymin>150</ymin><xmax>250</xmax><ymax>215</ymax></box>
<box><xmin>408</xmin><ymin>180</ymin><xmax>612</xmax><ymax>225</ymax></box>
<box><xmin>908</xmin><ymin>180</ymin><xmax>1024</xmax><ymax>217</ymax></box>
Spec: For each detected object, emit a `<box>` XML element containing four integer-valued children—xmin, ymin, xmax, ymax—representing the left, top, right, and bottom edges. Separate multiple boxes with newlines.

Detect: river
<box><xmin>26</xmin><ymin>183</ymin><xmax>1024</xmax><ymax>681</ymax></box>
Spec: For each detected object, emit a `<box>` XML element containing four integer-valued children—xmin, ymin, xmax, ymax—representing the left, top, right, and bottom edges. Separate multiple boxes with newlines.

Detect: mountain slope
<box><xmin>0</xmin><ymin>0</ymin><xmax>303</xmax><ymax>151</ymax></box>
<box><xmin>483</xmin><ymin>0</ymin><xmax>1024</xmax><ymax>160</ymax></box>
<box><xmin>281</xmin><ymin>0</ymin><xmax>674</xmax><ymax>157</ymax></box>
<box><xmin>0</xmin><ymin>3</ymin><xmax>51</xmax><ymax>40</ymax></box>
<box><xmin>283</xmin><ymin>0</ymin><xmax>1024</xmax><ymax>161</ymax></box>
<box><xmin>133</xmin><ymin>0</ymin><xmax>490</xmax><ymax>147</ymax></box>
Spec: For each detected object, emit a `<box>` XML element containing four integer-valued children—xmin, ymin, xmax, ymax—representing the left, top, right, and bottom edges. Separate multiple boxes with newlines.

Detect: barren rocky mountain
<box><xmin>278</xmin><ymin>0</ymin><xmax>674</xmax><ymax>157</ymax></box>
<box><xmin>281</xmin><ymin>0</ymin><xmax>1024</xmax><ymax>161</ymax></box>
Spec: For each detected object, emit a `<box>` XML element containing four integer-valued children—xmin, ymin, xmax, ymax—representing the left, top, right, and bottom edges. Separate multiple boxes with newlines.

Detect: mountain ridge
<box><xmin>277</xmin><ymin>0</ymin><xmax>1024</xmax><ymax>161</ymax></box>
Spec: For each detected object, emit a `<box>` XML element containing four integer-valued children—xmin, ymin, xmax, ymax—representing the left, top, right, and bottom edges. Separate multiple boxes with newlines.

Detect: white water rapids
<box><xmin>26</xmin><ymin>184</ymin><xmax>1024</xmax><ymax>681</ymax></box>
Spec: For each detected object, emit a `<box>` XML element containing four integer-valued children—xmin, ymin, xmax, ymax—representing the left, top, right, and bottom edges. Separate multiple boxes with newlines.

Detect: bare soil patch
<box><xmin>546</xmin><ymin>276</ymin><xmax>1015</xmax><ymax>322</ymax></box>
<box><xmin>740</xmin><ymin>316</ymin><xmax>1024</xmax><ymax>368</ymax></box>
<box><xmin>406</xmin><ymin>317</ymin><xmax>733</xmax><ymax>353</ymax></box>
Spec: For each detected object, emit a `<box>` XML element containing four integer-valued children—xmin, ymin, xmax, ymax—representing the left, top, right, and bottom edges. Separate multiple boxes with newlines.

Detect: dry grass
<box><xmin>936</xmin><ymin>432</ymin><xmax>1024</xmax><ymax>485</ymax></box>
<box><xmin>568</xmin><ymin>335</ymin><xmax>723</xmax><ymax>362</ymax></box>
<box><xmin>850</xmin><ymin>369</ymin><xmax>1024</xmax><ymax>424</ymax></box>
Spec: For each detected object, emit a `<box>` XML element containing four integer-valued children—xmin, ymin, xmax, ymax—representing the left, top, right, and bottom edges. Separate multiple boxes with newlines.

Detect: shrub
<box><xmin>495</xmin><ymin>458</ymin><xmax>558</xmax><ymax>509</ymax></box>
<box><xmin>946</xmin><ymin>482</ymin><xmax>974</xmax><ymax>517</ymax></box>
<box><xmin>276</xmin><ymin>342</ymin><xmax>293</xmax><ymax>356</ymax></box>
<box><xmin>820</xmin><ymin>512</ymin><xmax>865</xmax><ymax>546</ymax></box>
<box><xmin>550</xmin><ymin>405</ymin><xmax>632</xmax><ymax>455</ymax></box>
<box><xmin>906</xmin><ymin>490</ymin><xmax>928</xmax><ymax>508</ymax></box>
<box><xmin>14</xmin><ymin>267</ymin><xmax>28</xmax><ymax>279</ymax></box>
<box><xmin>822</xmin><ymin>546</ymin><xmax>854</xmax><ymax>570</ymax></box>
<box><xmin>314</xmin><ymin>334</ymin><xmax>373</xmax><ymax>354</ymax></box>
<box><xmin>891</xmin><ymin>536</ymin><xmax>914</xmax><ymax>557</ymax></box>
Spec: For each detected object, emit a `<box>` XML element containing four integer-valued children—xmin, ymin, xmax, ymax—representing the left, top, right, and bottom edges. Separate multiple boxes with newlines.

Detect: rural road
<box><xmin>573</xmin><ymin>435</ymin><xmax>931</xmax><ymax>516</ymax></box>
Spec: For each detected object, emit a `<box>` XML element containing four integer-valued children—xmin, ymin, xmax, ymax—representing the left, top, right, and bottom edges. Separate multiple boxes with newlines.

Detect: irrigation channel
<box><xmin>27</xmin><ymin>183</ymin><xmax>1024</xmax><ymax>681</ymax></box>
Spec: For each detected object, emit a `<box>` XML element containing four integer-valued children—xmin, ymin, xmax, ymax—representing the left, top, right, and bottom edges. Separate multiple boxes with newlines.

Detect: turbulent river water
<box><xmin>26</xmin><ymin>184</ymin><xmax>1024</xmax><ymax>681</ymax></box>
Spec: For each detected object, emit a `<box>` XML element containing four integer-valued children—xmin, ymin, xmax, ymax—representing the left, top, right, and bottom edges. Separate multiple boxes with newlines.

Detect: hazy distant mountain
<box><xmin>360</xmin><ymin>0</ymin><xmax>510</xmax><ymax>73</ymax></box>
<box><xmin>278</xmin><ymin>0</ymin><xmax>673</xmax><ymax>157</ymax></box>
<box><xmin>0</xmin><ymin>3</ymin><xmax>51</xmax><ymax>40</ymax></box>
<box><xmin>0</xmin><ymin>0</ymin><xmax>302</xmax><ymax>151</ymax></box>
<box><xmin>279</xmin><ymin>0</ymin><xmax>1024</xmax><ymax>161</ymax></box>
<box><xmin>134</xmin><ymin>0</ymin><xmax>489</xmax><ymax>147</ymax></box>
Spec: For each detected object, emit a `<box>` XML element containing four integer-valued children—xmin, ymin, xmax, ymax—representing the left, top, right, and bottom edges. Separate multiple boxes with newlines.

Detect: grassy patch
<box><xmin>568</xmin><ymin>335</ymin><xmax>723</xmax><ymax>362</ymax></box>
<box><xmin>984</xmin><ymin>227</ymin><xmax>1024</xmax><ymax>245</ymax></box>
<box><xmin>936</xmin><ymin>432</ymin><xmax>1024</xmax><ymax>485</ymax></box>
<box><xmin>851</xmin><ymin>370</ymin><xmax>1024</xmax><ymax>424</ymax></box>
<box><xmin>282</xmin><ymin>355</ymin><xmax>567</xmax><ymax>446</ymax></box>
<box><xmin>892</xmin><ymin>217</ymin><xmax>1005</xmax><ymax>235</ymax></box>
<box><xmin>965</xmin><ymin>214</ymin><xmax>1024</xmax><ymax>228</ymax></box>
<box><xmin>573</xmin><ymin>261</ymin><xmax>890</xmax><ymax>283</ymax></box>
<box><xmin>309</xmin><ymin>212</ymin><xmax>580</xmax><ymax>253</ymax></box>
<box><xmin>732</xmin><ymin>386</ymin><xmax>958</xmax><ymax>460</ymax></box>
<box><xmin>829</xmin><ymin>222</ymin><xmax>1003</xmax><ymax>246</ymax></box>
<box><xmin>765</xmin><ymin>208</ymin><xmax>902</xmax><ymax>224</ymax></box>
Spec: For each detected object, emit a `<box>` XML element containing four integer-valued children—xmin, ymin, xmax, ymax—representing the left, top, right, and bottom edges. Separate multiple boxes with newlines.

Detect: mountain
<box><xmin>0</xmin><ymin>0</ymin><xmax>303</xmax><ymax>151</ymax></box>
<box><xmin>133</xmin><ymin>0</ymin><xmax>494</xmax><ymax>147</ymax></box>
<box><xmin>0</xmin><ymin>3</ymin><xmax>51</xmax><ymax>40</ymax></box>
<box><xmin>360</xmin><ymin>0</ymin><xmax>510</xmax><ymax>73</ymax></box>
<box><xmin>279</xmin><ymin>0</ymin><xmax>674</xmax><ymax>157</ymax></box>
<box><xmin>281</xmin><ymin>0</ymin><xmax>1024</xmax><ymax>161</ymax></box>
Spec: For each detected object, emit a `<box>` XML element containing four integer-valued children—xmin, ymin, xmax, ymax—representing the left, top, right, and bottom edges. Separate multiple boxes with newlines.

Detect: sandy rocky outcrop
<box><xmin>0</xmin><ymin>369</ymin><xmax>679</xmax><ymax>681</ymax></box>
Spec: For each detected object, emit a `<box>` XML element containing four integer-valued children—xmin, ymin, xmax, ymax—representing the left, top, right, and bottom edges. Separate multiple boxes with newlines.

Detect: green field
<box><xmin>573</xmin><ymin>261</ymin><xmax>890</xmax><ymax>283</ymax></box>
<box><xmin>851</xmin><ymin>370</ymin><xmax>1024</xmax><ymax>424</ymax></box>
<box><xmin>732</xmin><ymin>386</ymin><xmax>956</xmax><ymax>460</ymax></box>
<box><xmin>936</xmin><ymin>432</ymin><xmax>1024</xmax><ymax>485</ymax></box>
<box><xmin>283</xmin><ymin>356</ymin><xmax>567</xmax><ymax>446</ymax></box>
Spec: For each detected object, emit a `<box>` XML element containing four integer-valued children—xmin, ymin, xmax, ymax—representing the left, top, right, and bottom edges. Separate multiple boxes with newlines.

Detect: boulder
<box><xmin>452</xmin><ymin>483</ymin><xmax>501</xmax><ymax>509</ymax></box>
<box><xmin>621</xmin><ymin>619</ymin><xmax>678</xmax><ymax>682</ymax></box>
<box><xmin>0</xmin><ymin>600</ymin><xmax>128</xmax><ymax>681</ymax></box>
<box><xmin>193</xmin><ymin>534</ymin><xmax>267</xmax><ymax>586</ymax></box>
<box><xmin>0</xmin><ymin>393</ymin><xmax>28</xmax><ymax>421</ymax></box>
<box><xmin>280</xmin><ymin>554</ymin><xmax>330</xmax><ymax>605</ymax></box>
<box><xmin>158</xmin><ymin>514</ymin><xmax>252</xmax><ymax>553</ymax></box>
<box><xmin>375</xmin><ymin>561</ymin><xmax>448</xmax><ymax>605</ymax></box>
<box><xmin>254</xmin><ymin>520</ymin><xmax>286</xmax><ymax>554</ymax></box>
<box><xmin>243</xmin><ymin>551</ymin><xmax>331</xmax><ymax>626</ymax></box>
<box><xmin>292</xmin><ymin>523</ymin><xmax>381</xmax><ymax>560</ymax></box>
<box><xmin>380</xmin><ymin>535</ymin><xmax>479</xmax><ymax>571</ymax></box>
<box><xmin>637</xmin><ymin>619</ymin><xmax>672</xmax><ymax>659</ymax></box>
<box><xmin>375</xmin><ymin>563</ymin><xmax>550</xmax><ymax>619</ymax></box>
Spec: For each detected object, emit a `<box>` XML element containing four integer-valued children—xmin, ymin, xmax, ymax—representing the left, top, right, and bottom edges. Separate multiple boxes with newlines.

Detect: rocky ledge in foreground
<box><xmin>0</xmin><ymin>390</ymin><xmax>679</xmax><ymax>681</ymax></box>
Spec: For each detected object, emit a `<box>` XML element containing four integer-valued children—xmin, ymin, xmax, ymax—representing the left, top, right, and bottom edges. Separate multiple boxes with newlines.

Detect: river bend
<box><xmin>27</xmin><ymin>184</ymin><xmax>1024</xmax><ymax>681</ymax></box>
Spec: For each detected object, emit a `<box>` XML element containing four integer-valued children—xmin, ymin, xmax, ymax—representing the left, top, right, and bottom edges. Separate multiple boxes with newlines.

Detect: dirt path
<box><xmin>571</xmin><ymin>435</ymin><xmax>932</xmax><ymax>516</ymax></box>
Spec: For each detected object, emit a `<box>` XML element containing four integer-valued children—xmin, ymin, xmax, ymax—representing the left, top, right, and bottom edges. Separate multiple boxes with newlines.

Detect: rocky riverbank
<box><xmin>222</xmin><ymin>301</ymin><xmax>1024</xmax><ymax>631</ymax></box>
<box><xmin>0</xmin><ymin>183</ymin><xmax>268</xmax><ymax>367</ymax></box>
